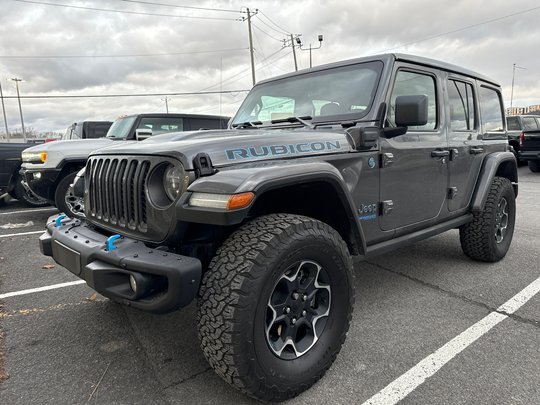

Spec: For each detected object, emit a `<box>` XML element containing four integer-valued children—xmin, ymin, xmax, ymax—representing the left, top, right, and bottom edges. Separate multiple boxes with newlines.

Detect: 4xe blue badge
<box><xmin>368</xmin><ymin>156</ymin><xmax>376</xmax><ymax>169</ymax></box>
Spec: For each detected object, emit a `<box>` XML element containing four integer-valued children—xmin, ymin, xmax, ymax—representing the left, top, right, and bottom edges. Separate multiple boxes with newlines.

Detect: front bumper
<box><xmin>40</xmin><ymin>215</ymin><xmax>202</xmax><ymax>313</ymax></box>
<box><xmin>22</xmin><ymin>168</ymin><xmax>61</xmax><ymax>201</ymax></box>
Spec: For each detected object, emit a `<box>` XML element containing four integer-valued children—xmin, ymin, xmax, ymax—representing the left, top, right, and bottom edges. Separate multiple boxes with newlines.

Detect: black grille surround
<box><xmin>85</xmin><ymin>155</ymin><xmax>180</xmax><ymax>242</ymax></box>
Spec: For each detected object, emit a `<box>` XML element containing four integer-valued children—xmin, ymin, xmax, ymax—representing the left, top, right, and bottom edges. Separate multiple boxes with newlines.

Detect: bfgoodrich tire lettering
<box><xmin>197</xmin><ymin>213</ymin><xmax>354</xmax><ymax>402</ymax></box>
<box><xmin>459</xmin><ymin>177</ymin><xmax>516</xmax><ymax>262</ymax></box>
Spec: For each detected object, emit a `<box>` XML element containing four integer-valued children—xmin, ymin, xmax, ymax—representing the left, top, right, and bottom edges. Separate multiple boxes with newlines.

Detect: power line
<box><xmin>252</xmin><ymin>23</ymin><xmax>284</xmax><ymax>43</ymax></box>
<box><xmin>254</xmin><ymin>14</ymin><xmax>290</xmax><ymax>36</ymax></box>
<box><xmin>0</xmin><ymin>47</ymin><xmax>249</xmax><ymax>59</ymax></box>
<box><xmin>0</xmin><ymin>90</ymin><xmax>249</xmax><ymax>99</ymax></box>
<box><xmin>11</xmin><ymin>0</ymin><xmax>239</xmax><ymax>21</ymax></box>
<box><xmin>257</xmin><ymin>10</ymin><xmax>291</xmax><ymax>35</ymax></box>
<box><xmin>380</xmin><ymin>5</ymin><xmax>540</xmax><ymax>52</ymax></box>
<box><xmin>115</xmin><ymin>0</ymin><xmax>239</xmax><ymax>13</ymax></box>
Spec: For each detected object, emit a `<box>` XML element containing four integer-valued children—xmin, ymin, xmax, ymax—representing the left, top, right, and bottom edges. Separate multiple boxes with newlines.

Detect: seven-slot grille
<box><xmin>86</xmin><ymin>157</ymin><xmax>151</xmax><ymax>231</ymax></box>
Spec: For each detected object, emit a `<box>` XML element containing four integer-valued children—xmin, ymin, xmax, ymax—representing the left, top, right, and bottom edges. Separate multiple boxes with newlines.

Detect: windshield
<box><xmin>106</xmin><ymin>116</ymin><xmax>137</xmax><ymax>138</ymax></box>
<box><xmin>232</xmin><ymin>61</ymin><xmax>383</xmax><ymax>126</ymax></box>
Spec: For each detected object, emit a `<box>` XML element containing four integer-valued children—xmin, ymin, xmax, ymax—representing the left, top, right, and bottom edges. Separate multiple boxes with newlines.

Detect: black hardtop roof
<box><xmin>120</xmin><ymin>113</ymin><xmax>230</xmax><ymax>120</ymax></box>
<box><xmin>256</xmin><ymin>53</ymin><xmax>499</xmax><ymax>87</ymax></box>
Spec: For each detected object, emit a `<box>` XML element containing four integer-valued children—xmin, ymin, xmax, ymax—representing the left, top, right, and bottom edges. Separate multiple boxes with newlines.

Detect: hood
<box><xmin>91</xmin><ymin>128</ymin><xmax>353</xmax><ymax>169</ymax></box>
<box><xmin>23</xmin><ymin>138</ymin><xmax>114</xmax><ymax>156</ymax></box>
<box><xmin>22</xmin><ymin>138</ymin><xmax>116</xmax><ymax>169</ymax></box>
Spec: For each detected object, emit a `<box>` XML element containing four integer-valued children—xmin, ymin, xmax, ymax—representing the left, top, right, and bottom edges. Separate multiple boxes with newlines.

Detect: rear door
<box><xmin>445</xmin><ymin>75</ymin><xmax>483</xmax><ymax>212</ymax></box>
<box><xmin>379</xmin><ymin>65</ymin><xmax>448</xmax><ymax>231</ymax></box>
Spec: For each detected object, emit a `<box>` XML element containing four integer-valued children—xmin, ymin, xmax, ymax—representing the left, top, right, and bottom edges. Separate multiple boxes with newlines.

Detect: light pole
<box><xmin>161</xmin><ymin>97</ymin><xmax>171</xmax><ymax>113</ymax></box>
<box><xmin>11</xmin><ymin>77</ymin><xmax>26</xmax><ymax>142</ymax></box>
<box><xmin>0</xmin><ymin>80</ymin><xmax>8</xmax><ymax>141</ymax></box>
<box><xmin>296</xmin><ymin>34</ymin><xmax>323</xmax><ymax>68</ymax></box>
<box><xmin>510</xmin><ymin>63</ymin><xmax>526</xmax><ymax>111</ymax></box>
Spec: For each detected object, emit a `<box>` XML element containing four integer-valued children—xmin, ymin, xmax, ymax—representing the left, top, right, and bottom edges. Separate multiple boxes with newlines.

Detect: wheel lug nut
<box><xmin>302</xmin><ymin>294</ymin><xmax>307</xmax><ymax>301</ymax></box>
<box><xmin>301</xmin><ymin>310</ymin><xmax>307</xmax><ymax>317</ymax></box>
<box><xmin>284</xmin><ymin>306</ymin><xmax>291</xmax><ymax>314</ymax></box>
<box><xmin>291</xmin><ymin>317</ymin><xmax>297</xmax><ymax>325</ymax></box>
<box><xmin>292</xmin><ymin>292</ymin><xmax>299</xmax><ymax>300</ymax></box>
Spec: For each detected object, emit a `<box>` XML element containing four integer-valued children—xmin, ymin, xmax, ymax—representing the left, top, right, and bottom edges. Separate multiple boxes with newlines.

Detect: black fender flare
<box><xmin>177</xmin><ymin>161</ymin><xmax>367</xmax><ymax>255</ymax></box>
<box><xmin>470</xmin><ymin>151</ymin><xmax>518</xmax><ymax>212</ymax></box>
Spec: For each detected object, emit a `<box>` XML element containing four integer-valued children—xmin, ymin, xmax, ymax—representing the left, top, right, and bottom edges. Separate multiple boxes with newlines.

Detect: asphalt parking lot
<box><xmin>0</xmin><ymin>166</ymin><xmax>538</xmax><ymax>404</ymax></box>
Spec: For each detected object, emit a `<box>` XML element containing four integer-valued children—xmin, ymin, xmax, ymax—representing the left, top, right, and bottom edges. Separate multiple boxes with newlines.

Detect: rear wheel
<box><xmin>197</xmin><ymin>214</ymin><xmax>354</xmax><ymax>401</ymax></box>
<box><xmin>459</xmin><ymin>177</ymin><xmax>515</xmax><ymax>262</ymax></box>
<box><xmin>12</xmin><ymin>177</ymin><xmax>49</xmax><ymax>208</ymax></box>
<box><xmin>528</xmin><ymin>160</ymin><xmax>540</xmax><ymax>173</ymax></box>
<box><xmin>55</xmin><ymin>172</ymin><xmax>84</xmax><ymax>217</ymax></box>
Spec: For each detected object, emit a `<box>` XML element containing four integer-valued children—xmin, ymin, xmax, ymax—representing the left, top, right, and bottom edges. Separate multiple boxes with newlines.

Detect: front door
<box><xmin>379</xmin><ymin>66</ymin><xmax>448</xmax><ymax>231</ymax></box>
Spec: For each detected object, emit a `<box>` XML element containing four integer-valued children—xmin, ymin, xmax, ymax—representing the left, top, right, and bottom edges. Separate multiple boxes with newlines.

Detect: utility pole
<box><xmin>161</xmin><ymin>97</ymin><xmax>170</xmax><ymax>113</ymax></box>
<box><xmin>510</xmin><ymin>63</ymin><xmax>526</xmax><ymax>110</ymax></box>
<box><xmin>0</xmin><ymin>80</ymin><xmax>9</xmax><ymax>141</ymax></box>
<box><xmin>290</xmin><ymin>34</ymin><xmax>298</xmax><ymax>71</ymax></box>
<box><xmin>296</xmin><ymin>35</ymin><xmax>324</xmax><ymax>68</ymax></box>
<box><xmin>244</xmin><ymin>8</ymin><xmax>257</xmax><ymax>86</ymax></box>
<box><xmin>11</xmin><ymin>77</ymin><xmax>26</xmax><ymax>142</ymax></box>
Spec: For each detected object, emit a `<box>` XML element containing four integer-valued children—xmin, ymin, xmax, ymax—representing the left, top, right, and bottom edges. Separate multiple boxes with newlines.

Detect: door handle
<box><xmin>470</xmin><ymin>147</ymin><xmax>484</xmax><ymax>155</ymax></box>
<box><xmin>431</xmin><ymin>150</ymin><xmax>450</xmax><ymax>158</ymax></box>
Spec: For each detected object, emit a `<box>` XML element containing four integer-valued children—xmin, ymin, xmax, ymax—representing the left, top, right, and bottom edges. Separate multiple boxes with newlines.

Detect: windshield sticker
<box><xmin>226</xmin><ymin>140</ymin><xmax>342</xmax><ymax>161</ymax></box>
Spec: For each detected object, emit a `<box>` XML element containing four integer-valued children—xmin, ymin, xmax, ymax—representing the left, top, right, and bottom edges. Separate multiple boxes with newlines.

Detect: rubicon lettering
<box><xmin>226</xmin><ymin>140</ymin><xmax>342</xmax><ymax>160</ymax></box>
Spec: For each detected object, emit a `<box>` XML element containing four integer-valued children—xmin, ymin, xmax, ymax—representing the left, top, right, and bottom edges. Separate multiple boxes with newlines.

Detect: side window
<box><xmin>448</xmin><ymin>80</ymin><xmax>475</xmax><ymax>131</ymax></box>
<box><xmin>389</xmin><ymin>70</ymin><xmax>437</xmax><ymax>130</ymax></box>
<box><xmin>479</xmin><ymin>86</ymin><xmax>504</xmax><ymax>133</ymax></box>
<box><xmin>522</xmin><ymin>117</ymin><xmax>539</xmax><ymax>130</ymax></box>
<box><xmin>506</xmin><ymin>117</ymin><xmax>520</xmax><ymax>131</ymax></box>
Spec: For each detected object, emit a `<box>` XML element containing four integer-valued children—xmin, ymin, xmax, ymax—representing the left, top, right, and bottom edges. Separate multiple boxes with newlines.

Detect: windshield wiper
<box><xmin>231</xmin><ymin>121</ymin><xmax>262</xmax><ymax>129</ymax></box>
<box><xmin>270</xmin><ymin>116</ymin><xmax>315</xmax><ymax>129</ymax></box>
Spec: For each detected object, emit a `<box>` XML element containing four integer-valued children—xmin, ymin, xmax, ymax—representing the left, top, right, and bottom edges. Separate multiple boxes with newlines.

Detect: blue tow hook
<box><xmin>106</xmin><ymin>234</ymin><xmax>122</xmax><ymax>251</ymax></box>
<box><xmin>55</xmin><ymin>214</ymin><xmax>67</xmax><ymax>227</ymax></box>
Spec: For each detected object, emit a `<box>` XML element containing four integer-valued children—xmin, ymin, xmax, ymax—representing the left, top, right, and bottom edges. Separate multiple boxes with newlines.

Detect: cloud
<box><xmin>0</xmin><ymin>0</ymin><xmax>539</xmax><ymax>133</ymax></box>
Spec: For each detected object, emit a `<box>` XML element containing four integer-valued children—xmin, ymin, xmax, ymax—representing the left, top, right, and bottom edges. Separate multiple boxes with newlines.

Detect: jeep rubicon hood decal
<box><xmin>91</xmin><ymin>128</ymin><xmax>353</xmax><ymax>169</ymax></box>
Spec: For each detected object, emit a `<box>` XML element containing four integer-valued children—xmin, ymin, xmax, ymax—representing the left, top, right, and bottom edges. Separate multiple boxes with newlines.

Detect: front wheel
<box><xmin>459</xmin><ymin>177</ymin><xmax>516</xmax><ymax>262</ymax></box>
<box><xmin>197</xmin><ymin>214</ymin><xmax>354</xmax><ymax>401</ymax></box>
<box><xmin>12</xmin><ymin>177</ymin><xmax>49</xmax><ymax>208</ymax></box>
<box><xmin>55</xmin><ymin>171</ymin><xmax>84</xmax><ymax>218</ymax></box>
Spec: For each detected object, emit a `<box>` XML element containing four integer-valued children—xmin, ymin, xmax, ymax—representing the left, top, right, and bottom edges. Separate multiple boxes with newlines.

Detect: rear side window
<box><xmin>188</xmin><ymin>118</ymin><xmax>226</xmax><ymax>130</ymax></box>
<box><xmin>448</xmin><ymin>80</ymin><xmax>475</xmax><ymax>131</ymax></box>
<box><xmin>522</xmin><ymin>117</ymin><xmax>539</xmax><ymax>130</ymax></box>
<box><xmin>138</xmin><ymin>117</ymin><xmax>184</xmax><ymax>135</ymax></box>
<box><xmin>389</xmin><ymin>70</ymin><xmax>437</xmax><ymax>130</ymax></box>
<box><xmin>506</xmin><ymin>117</ymin><xmax>520</xmax><ymax>131</ymax></box>
<box><xmin>479</xmin><ymin>86</ymin><xmax>504</xmax><ymax>133</ymax></box>
<box><xmin>86</xmin><ymin>123</ymin><xmax>111</xmax><ymax>138</ymax></box>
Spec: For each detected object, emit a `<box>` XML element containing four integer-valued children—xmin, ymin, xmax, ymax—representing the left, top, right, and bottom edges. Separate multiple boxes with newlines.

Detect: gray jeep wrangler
<box><xmin>40</xmin><ymin>53</ymin><xmax>517</xmax><ymax>401</ymax></box>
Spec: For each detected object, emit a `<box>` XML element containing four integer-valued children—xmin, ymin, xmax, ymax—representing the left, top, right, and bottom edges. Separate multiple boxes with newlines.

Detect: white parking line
<box><xmin>0</xmin><ymin>280</ymin><xmax>86</xmax><ymax>299</ymax></box>
<box><xmin>0</xmin><ymin>207</ymin><xmax>56</xmax><ymax>215</ymax></box>
<box><xmin>362</xmin><ymin>275</ymin><xmax>540</xmax><ymax>405</ymax></box>
<box><xmin>0</xmin><ymin>230</ymin><xmax>43</xmax><ymax>238</ymax></box>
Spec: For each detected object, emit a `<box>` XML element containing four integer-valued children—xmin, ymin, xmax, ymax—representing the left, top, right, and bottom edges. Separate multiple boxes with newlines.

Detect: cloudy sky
<box><xmin>0</xmin><ymin>0</ymin><xmax>539</xmax><ymax>135</ymax></box>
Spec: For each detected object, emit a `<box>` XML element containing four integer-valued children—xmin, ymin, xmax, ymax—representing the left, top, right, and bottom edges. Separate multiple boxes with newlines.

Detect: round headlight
<box><xmin>163</xmin><ymin>165</ymin><xmax>184</xmax><ymax>201</ymax></box>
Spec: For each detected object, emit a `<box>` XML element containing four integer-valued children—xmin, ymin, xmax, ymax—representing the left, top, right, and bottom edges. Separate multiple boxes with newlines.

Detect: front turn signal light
<box><xmin>226</xmin><ymin>192</ymin><xmax>255</xmax><ymax>210</ymax></box>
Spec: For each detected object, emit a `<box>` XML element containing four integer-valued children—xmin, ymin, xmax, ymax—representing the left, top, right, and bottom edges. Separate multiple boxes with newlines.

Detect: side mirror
<box><xmin>135</xmin><ymin>128</ymin><xmax>152</xmax><ymax>141</ymax></box>
<box><xmin>394</xmin><ymin>95</ymin><xmax>428</xmax><ymax>127</ymax></box>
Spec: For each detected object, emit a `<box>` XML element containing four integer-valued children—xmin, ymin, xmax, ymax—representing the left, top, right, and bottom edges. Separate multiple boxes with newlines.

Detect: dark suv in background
<box><xmin>506</xmin><ymin>115</ymin><xmax>540</xmax><ymax>167</ymax></box>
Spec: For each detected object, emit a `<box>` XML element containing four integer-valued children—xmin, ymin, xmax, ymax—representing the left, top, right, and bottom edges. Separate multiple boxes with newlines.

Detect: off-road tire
<box><xmin>54</xmin><ymin>171</ymin><xmax>81</xmax><ymax>217</ymax></box>
<box><xmin>459</xmin><ymin>177</ymin><xmax>515</xmax><ymax>262</ymax></box>
<box><xmin>12</xmin><ymin>176</ymin><xmax>49</xmax><ymax>208</ymax></box>
<box><xmin>197</xmin><ymin>213</ymin><xmax>354</xmax><ymax>402</ymax></box>
<box><xmin>528</xmin><ymin>160</ymin><xmax>540</xmax><ymax>173</ymax></box>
